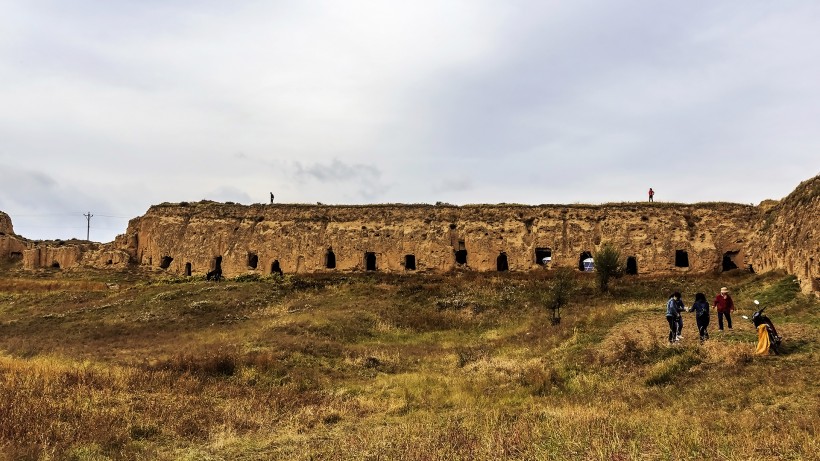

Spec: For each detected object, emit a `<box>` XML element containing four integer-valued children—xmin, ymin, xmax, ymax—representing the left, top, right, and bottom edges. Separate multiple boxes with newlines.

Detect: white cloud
<box><xmin>1</xmin><ymin>1</ymin><xmax>819</xmax><ymax>241</ymax></box>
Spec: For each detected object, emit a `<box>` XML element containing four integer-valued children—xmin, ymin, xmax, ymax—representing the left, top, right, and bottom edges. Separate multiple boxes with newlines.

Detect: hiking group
<box><xmin>665</xmin><ymin>287</ymin><xmax>735</xmax><ymax>344</ymax></box>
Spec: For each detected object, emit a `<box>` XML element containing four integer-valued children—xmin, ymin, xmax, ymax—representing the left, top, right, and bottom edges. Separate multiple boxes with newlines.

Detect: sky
<box><xmin>1</xmin><ymin>1</ymin><xmax>819</xmax><ymax>243</ymax></box>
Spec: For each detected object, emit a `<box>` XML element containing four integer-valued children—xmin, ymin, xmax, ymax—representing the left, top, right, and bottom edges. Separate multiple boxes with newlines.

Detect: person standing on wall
<box><xmin>713</xmin><ymin>286</ymin><xmax>735</xmax><ymax>331</ymax></box>
<box><xmin>648</xmin><ymin>188</ymin><xmax>654</xmax><ymax>202</ymax></box>
<box><xmin>270</xmin><ymin>192</ymin><xmax>274</xmax><ymax>204</ymax></box>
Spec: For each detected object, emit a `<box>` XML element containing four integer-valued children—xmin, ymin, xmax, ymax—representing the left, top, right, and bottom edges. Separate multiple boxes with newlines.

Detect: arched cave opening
<box><xmin>365</xmin><ymin>252</ymin><xmax>377</xmax><ymax>271</ymax></box>
<box><xmin>535</xmin><ymin>247</ymin><xmax>552</xmax><ymax>265</ymax></box>
<box><xmin>405</xmin><ymin>254</ymin><xmax>416</xmax><ymax>271</ymax></box>
<box><xmin>722</xmin><ymin>251</ymin><xmax>739</xmax><ymax>272</ymax></box>
<box><xmin>160</xmin><ymin>256</ymin><xmax>173</xmax><ymax>270</ymax></box>
<box><xmin>325</xmin><ymin>249</ymin><xmax>336</xmax><ymax>269</ymax></box>
<box><xmin>247</xmin><ymin>252</ymin><xmax>258</xmax><ymax>269</ymax></box>
<box><xmin>271</xmin><ymin>260</ymin><xmax>282</xmax><ymax>275</ymax></box>
<box><xmin>675</xmin><ymin>250</ymin><xmax>689</xmax><ymax>268</ymax></box>
<box><xmin>185</xmin><ymin>262</ymin><xmax>192</xmax><ymax>276</ymax></box>
<box><xmin>51</xmin><ymin>261</ymin><xmax>60</xmax><ymax>269</ymax></box>
<box><xmin>625</xmin><ymin>256</ymin><xmax>638</xmax><ymax>275</ymax></box>
<box><xmin>212</xmin><ymin>256</ymin><xmax>223</xmax><ymax>272</ymax></box>
<box><xmin>578</xmin><ymin>251</ymin><xmax>592</xmax><ymax>271</ymax></box>
<box><xmin>497</xmin><ymin>252</ymin><xmax>509</xmax><ymax>272</ymax></box>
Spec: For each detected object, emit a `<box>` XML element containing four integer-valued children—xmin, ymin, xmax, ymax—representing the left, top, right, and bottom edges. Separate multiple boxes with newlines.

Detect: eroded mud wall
<box><xmin>123</xmin><ymin>202</ymin><xmax>759</xmax><ymax>278</ymax></box>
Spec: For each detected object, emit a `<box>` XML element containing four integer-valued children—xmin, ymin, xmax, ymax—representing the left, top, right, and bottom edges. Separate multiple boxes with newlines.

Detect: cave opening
<box><xmin>578</xmin><ymin>251</ymin><xmax>593</xmax><ymax>271</ymax></box>
<box><xmin>455</xmin><ymin>240</ymin><xmax>467</xmax><ymax>265</ymax></box>
<box><xmin>185</xmin><ymin>262</ymin><xmax>192</xmax><ymax>276</ymax></box>
<box><xmin>271</xmin><ymin>260</ymin><xmax>282</xmax><ymax>275</ymax></box>
<box><xmin>326</xmin><ymin>249</ymin><xmax>336</xmax><ymax>269</ymax></box>
<box><xmin>247</xmin><ymin>252</ymin><xmax>258</xmax><ymax>269</ymax></box>
<box><xmin>722</xmin><ymin>251</ymin><xmax>739</xmax><ymax>271</ymax></box>
<box><xmin>497</xmin><ymin>252</ymin><xmax>509</xmax><ymax>272</ymax></box>
<box><xmin>405</xmin><ymin>254</ymin><xmax>416</xmax><ymax>270</ymax></box>
<box><xmin>160</xmin><ymin>256</ymin><xmax>173</xmax><ymax>269</ymax></box>
<box><xmin>675</xmin><ymin>250</ymin><xmax>689</xmax><ymax>268</ymax></box>
<box><xmin>535</xmin><ymin>247</ymin><xmax>552</xmax><ymax>265</ymax></box>
<box><xmin>365</xmin><ymin>252</ymin><xmax>377</xmax><ymax>271</ymax></box>
<box><xmin>625</xmin><ymin>256</ymin><xmax>638</xmax><ymax>275</ymax></box>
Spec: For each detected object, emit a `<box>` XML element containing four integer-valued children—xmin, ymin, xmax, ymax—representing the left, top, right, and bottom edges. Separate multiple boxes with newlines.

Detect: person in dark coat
<box><xmin>690</xmin><ymin>292</ymin><xmax>710</xmax><ymax>341</ymax></box>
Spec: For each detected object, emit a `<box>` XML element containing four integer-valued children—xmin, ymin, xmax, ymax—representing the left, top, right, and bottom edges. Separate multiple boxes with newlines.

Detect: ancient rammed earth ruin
<box><xmin>2</xmin><ymin>175</ymin><xmax>818</xmax><ymax>294</ymax></box>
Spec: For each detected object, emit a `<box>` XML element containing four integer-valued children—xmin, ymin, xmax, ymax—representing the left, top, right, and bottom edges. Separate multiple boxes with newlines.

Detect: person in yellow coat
<box><xmin>755</xmin><ymin>324</ymin><xmax>771</xmax><ymax>355</ymax></box>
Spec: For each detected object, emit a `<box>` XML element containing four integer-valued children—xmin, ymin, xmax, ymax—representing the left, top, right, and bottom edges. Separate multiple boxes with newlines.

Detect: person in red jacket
<box><xmin>648</xmin><ymin>188</ymin><xmax>654</xmax><ymax>202</ymax></box>
<box><xmin>713</xmin><ymin>286</ymin><xmax>735</xmax><ymax>330</ymax></box>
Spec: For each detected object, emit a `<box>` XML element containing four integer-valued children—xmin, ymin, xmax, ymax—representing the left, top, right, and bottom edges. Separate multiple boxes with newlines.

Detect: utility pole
<box><xmin>84</xmin><ymin>212</ymin><xmax>93</xmax><ymax>241</ymax></box>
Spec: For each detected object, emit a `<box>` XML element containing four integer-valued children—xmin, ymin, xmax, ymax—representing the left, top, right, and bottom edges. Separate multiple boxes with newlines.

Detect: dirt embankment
<box><xmin>748</xmin><ymin>174</ymin><xmax>820</xmax><ymax>294</ymax></box>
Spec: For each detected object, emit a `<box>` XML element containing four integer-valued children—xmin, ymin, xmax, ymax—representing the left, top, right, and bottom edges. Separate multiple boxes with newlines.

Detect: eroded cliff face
<box><xmin>747</xmin><ymin>175</ymin><xmax>820</xmax><ymax>294</ymax></box>
<box><xmin>4</xmin><ymin>175</ymin><xmax>818</xmax><ymax>295</ymax></box>
<box><xmin>0</xmin><ymin>211</ymin><xmax>13</xmax><ymax>236</ymax></box>
<box><xmin>0</xmin><ymin>211</ymin><xmax>26</xmax><ymax>262</ymax></box>
<box><xmin>121</xmin><ymin>201</ymin><xmax>759</xmax><ymax>278</ymax></box>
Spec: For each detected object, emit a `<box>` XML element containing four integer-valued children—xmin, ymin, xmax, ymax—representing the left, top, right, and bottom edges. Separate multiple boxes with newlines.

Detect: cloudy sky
<box><xmin>1</xmin><ymin>1</ymin><xmax>819</xmax><ymax>242</ymax></box>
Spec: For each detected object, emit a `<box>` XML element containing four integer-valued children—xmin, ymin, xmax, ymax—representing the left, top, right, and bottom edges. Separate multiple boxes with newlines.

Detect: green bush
<box><xmin>594</xmin><ymin>242</ymin><xmax>623</xmax><ymax>292</ymax></box>
<box><xmin>540</xmin><ymin>267</ymin><xmax>576</xmax><ymax>324</ymax></box>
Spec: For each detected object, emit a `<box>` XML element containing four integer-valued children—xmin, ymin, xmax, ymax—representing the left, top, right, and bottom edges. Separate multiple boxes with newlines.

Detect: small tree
<box><xmin>542</xmin><ymin>267</ymin><xmax>576</xmax><ymax>324</ymax></box>
<box><xmin>594</xmin><ymin>242</ymin><xmax>622</xmax><ymax>292</ymax></box>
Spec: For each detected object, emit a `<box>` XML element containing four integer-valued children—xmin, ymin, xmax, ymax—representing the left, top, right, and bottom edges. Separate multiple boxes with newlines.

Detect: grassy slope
<box><xmin>0</xmin><ymin>266</ymin><xmax>817</xmax><ymax>460</ymax></box>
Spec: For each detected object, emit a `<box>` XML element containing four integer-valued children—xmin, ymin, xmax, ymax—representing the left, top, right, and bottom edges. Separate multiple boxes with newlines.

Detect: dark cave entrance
<box><xmin>212</xmin><ymin>256</ymin><xmax>223</xmax><ymax>272</ymax></box>
<box><xmin>578</xmin><ymin>251</ymin><xmax>592</xmax><ymax>271</ymax></box>
<box><xmin>184</xmin><ymin>262</ymin><xmax>192</xmax><ymax>276</ymax></box>
<box><xmin>722</xmin><ymin>251</ymin><xmax>739</xmax><ymax>272</ymax></box>
<box><xmin>535</xmin><ymin>247</ymin><xmax>552</xmax><ymax>266</ymax></box>
<box><xmin>625</xmin><ymin>256</ymin><xmax>638</xmax><ymax>275</ymax></box>
<box><xmin>247</xmin><ymin>252</ymin><xmax>258</xmax><ymax>269</ymax></box>
<box><xmin>405</xmin><ymin>254</ymin><xmax>416</xmax><ymax>271</ymax></box>
<box><xmin>455</xmin><ymin>240</ymin><xmax>467</xmax><ymax>265</ymax></box>
<box><xmin>497</xmin><ymin>252</ymin><xmax>509</xmax><ymax>271</ymax></box>
<box><xmin>675</xmin><ymin>250</ymin><xmax>689</xmax><ymax>268</ymax></box>
<box><xmin>365</xmin><ymin>252</ymin><xmax>377</xmax><ymax>271</ymax></box>
<box><xmin>160</xmin><ymin>256</ymin><xmax>173</xmax><ymax>269</ymax></box>
<box><xmin>271</xmin><ymin>260</ymin><xmax>282</xmax><ymax>275</ymax></box>
<box><xmin>325</xmin><ymin>249</ymin><xmax>336</xmax><ymax>269</ymax></box>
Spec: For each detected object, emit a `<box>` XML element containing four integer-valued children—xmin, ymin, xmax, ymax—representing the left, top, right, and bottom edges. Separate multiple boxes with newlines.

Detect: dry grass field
<box><xmin>0</xmin><ymin>264</ymin><xmax>817</xmax><ymax>460</ymax></box>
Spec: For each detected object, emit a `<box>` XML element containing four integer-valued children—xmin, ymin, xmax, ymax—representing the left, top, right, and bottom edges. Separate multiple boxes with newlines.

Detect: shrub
<box><xmin>540</xmin><ymin>267</ymin><xmax>576</xmax><ymax>324</ymax></box>
<box><xmin>594</xmin><ymin>242</ymin><xmax>622</xmax><ymax>292</ymax></box>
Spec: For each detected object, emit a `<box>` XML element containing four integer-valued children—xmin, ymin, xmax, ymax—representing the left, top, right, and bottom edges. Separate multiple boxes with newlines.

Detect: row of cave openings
<box><xmin>155</xmin><ymin>248</ymin><xmax>743</xmax><ymax>276</ymax></box>
<box><xmin>158</xmin><ymin>255</ymin><xmax>280</xmax><ymax>277</ymax></box>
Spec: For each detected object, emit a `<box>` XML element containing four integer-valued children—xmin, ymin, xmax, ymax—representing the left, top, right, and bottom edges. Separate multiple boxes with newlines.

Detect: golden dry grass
<box><xmin>0</xmin><ymin>269</ymin><xmax>816</xmax><ymax>460</ymax></box>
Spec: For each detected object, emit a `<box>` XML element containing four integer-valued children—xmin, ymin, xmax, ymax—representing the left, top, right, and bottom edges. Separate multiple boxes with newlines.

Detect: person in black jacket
<box><xmin>690</xmin><ymin>292</ymin><xmax>710</xmax><ymax>342</ymax></box>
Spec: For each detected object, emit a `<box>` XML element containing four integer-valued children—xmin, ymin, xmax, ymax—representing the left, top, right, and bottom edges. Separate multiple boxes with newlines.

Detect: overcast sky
<box><xmin>1</xmin><ymin>1</ymin><xmax>819</xmax><ymax>242</ymax></box>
